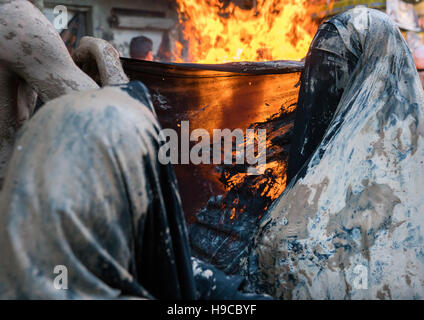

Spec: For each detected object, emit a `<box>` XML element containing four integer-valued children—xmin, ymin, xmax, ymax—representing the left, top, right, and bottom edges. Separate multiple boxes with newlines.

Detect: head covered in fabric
<box><xmin>253</xmin><ymin>7</ymin><xmax>424</xmax><ymax>299</ymax></box>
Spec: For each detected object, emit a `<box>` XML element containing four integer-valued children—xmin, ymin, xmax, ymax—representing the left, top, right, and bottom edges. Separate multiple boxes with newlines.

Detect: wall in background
<box><xmin>39</xmin><ymin>0</ymin><xmax>179</xmax><ymax>59</ymax></box>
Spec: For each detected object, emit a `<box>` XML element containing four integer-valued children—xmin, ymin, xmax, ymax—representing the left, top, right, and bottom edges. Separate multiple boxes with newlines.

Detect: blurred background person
<box><xmin>130</xmin><ymin>35</ymin><xmax>154</xmax><ymax>61</ymax></box>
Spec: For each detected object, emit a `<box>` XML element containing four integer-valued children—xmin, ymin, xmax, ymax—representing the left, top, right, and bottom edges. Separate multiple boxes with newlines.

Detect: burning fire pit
<box><xmin>117</xmin><ymin>0</ymin><xmax>334</xmax><ymax>277</ymax></box>
<box><xmin>122</xmin><ymin>58</ymin><xmax>303</xmax><ymax>273</ymax></box>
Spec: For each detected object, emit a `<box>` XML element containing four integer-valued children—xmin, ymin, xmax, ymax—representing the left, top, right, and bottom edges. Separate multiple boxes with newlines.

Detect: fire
<box><xmin>173</xmin><ymin>0</ymin><xmax>331</xmax><ymax>63</ymax></box>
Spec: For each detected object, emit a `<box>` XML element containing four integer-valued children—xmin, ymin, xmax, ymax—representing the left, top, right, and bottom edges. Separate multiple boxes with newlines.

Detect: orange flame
<box><xmin>173</xmin><ymin>0</ymin><xmax>331</xmax><ymax>63</ymax></box>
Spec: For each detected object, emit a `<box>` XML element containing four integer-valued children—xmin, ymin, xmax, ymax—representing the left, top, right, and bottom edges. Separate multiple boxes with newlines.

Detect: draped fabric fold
<box><xmin>252</xmin><ymin>7</ymin><xmax>424</xmax><ymax>299</ymax></box>
<box><xmin>0</xmin><ymin>81</ymin><xmax>260</xmax><ymax>300</ymax></box>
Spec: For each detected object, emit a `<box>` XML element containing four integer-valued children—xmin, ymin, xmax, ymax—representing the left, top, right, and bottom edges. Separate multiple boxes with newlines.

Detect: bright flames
<box><xmin>173</xmin><ymin>0</ymin><xmax>331</xmax><ymax>63</ymax></box>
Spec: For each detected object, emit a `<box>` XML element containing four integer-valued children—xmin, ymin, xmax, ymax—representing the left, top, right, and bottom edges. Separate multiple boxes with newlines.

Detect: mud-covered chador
<box><xmin>252</xmin><ymin>7</ymin><xmax>424</xmax><ymax>299</ymax></box>
<box><xmin>0</xmin><ymin>0</ymin><xmax>267</xmax><ymax>300</ymax></box>
<box><xmin>1</xmin><ymin>0</ymin><xmax>424</xmax><ymax>301</ymax></box>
